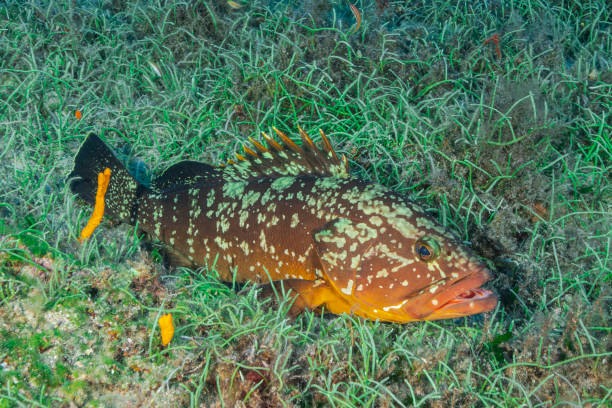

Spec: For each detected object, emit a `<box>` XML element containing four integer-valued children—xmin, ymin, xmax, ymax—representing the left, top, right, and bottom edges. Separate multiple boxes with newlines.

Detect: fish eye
<box><xmin>415</xmin><ymin>238</ymin><xmax>440</xmax><ymax>262</ymax></box>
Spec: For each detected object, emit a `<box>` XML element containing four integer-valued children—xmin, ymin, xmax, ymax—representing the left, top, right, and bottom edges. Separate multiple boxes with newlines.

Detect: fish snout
<box><xmin>403</xmin><ymin>266</ymin><xmax>496</xmax><ymax>320</ymax></box>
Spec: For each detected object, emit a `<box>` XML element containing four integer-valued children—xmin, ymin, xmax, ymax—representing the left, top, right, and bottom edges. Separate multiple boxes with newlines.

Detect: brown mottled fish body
<box><xmin>70</xmin><ymin>129</ymin><xmax>497</xmax><ymax>322</ymax></box>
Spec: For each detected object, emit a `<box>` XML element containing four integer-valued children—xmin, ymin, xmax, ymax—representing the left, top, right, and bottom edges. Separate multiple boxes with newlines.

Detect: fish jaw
<box><xmin>345</xmin><ymin>267</ymin><xmax>496</xmax><ymax>323</ymax></box>
<box><xmin>422</xmin><ymin>287</ymin><xmax>497</xmax><ymax>320</ymax></box>
<box><xmin>407</xmin><ymin>266</ymin><xmax>497</xmax><ymax>321</ymax></box>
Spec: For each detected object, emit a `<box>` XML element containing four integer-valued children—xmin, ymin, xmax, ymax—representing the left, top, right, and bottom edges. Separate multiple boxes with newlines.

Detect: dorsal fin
<box><xmin>220</xmin><ymin>126</ymin><xmax>349</xmax><ymax>181</ymax></box>
<box><xmin>152</xmin><ymin>160</ymin><xmax>223</xmax><ymax>192</ymax></box>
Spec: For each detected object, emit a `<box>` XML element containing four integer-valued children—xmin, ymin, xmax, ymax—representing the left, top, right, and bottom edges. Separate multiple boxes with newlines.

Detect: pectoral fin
<box><xmin>257</xmin><ymin>279</ymin><xmax>352</xmax><ymax>316</ymax></box>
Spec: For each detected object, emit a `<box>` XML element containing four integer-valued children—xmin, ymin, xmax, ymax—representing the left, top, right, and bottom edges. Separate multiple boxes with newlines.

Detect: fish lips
<box><xmin>404</xmin><ymin>266</ymin><xmax>497</xmax><ymax>320</ymax></box>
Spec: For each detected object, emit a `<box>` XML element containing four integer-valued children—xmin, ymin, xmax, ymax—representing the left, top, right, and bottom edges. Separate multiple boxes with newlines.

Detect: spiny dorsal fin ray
<box><xmin>298</xmin><ymin>125</ymin><xmax>315</xmax><ymax>149</ymax></box>
<box><xmin>220</xmin><ymin>127</ymin><xmax>349</xmax><ymax>181</ymax></box>
<box><xmin>261</xmin><ymin>131</ymin><xmax>283</xmax><ymax>151</ymax></box>
<box><xmin>273</xmin><ymin>126</ymin><xmax>301</xmax><ymax>152</ymax></box>
<box><xmin>319</xmin><ymin>129</ymin><xmax>338</xmax><ymax>161</ymax></box>
<box><xmin>248</xmin><ymin>137</ymin><xmax>268</xmax><ymax>153</ymax></box>
<box><xmin>243</xmin><ymin>145</ymin><xmax>259</xmax><ymax>158</ymax></box>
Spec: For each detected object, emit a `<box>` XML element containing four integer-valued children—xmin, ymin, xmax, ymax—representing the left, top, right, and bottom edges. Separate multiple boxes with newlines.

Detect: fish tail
<box><xmin>69</xmin><ymin>134</ymin><xmax>147</xmax><ymax>224</ymax></box>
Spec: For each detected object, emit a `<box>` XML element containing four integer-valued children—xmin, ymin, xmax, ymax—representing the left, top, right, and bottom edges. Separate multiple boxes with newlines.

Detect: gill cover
<box><xmin>313</xmin><ymin>218</ymin><xmax>420</xmax><ymax>314</ymax></box>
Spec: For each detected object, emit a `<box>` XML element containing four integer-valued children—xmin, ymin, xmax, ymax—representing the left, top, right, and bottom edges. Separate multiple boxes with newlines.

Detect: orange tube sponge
<box><xmin>158</xmin><ymin>313</ymin><xmax>174</xmax><ymax>346</ymax></box>
<box><xmin>79</xmin><ymin>168</ymin><xmax>111</xmax><ymax>242</ymax></box>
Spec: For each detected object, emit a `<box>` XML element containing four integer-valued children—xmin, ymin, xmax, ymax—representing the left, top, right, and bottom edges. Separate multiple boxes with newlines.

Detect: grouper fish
<box><xmin>69</xmin><ymin>128</ymin><xmax>497</xmax><ymax>322</ymax></box>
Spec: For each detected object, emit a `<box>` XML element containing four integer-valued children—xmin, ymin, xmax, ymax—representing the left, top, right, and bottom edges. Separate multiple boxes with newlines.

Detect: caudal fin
<box><xmin>69</xmin><ymin>134</ymin><xmax>147</xmax><ymax>224</ymax></box>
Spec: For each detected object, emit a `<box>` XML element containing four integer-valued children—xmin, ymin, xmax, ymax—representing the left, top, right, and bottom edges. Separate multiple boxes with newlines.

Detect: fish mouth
<box><xmin>422</xmin><ymin>267</ymin><xmax>497</xmax><ymax>320</ymax></box>
<box><xmin>430</xmin><ymin>287</ymin><xmax>497</xmax><ymax>319</ymax></box>
<box><xmin>399</xmin><ymin>266</ymin><xmax>497</xmax><ymax>321</ymax></box>
<box><xmin>348</xmin><ymin>265</ymin><xmax>497</xmax><ymax>323</ymax></box>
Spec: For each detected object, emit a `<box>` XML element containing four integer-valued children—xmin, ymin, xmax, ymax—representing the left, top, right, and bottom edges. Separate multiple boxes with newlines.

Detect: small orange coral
<box><xmin>158</xmin><ymin>313</ymin><xmax>174</xmax><ymax>346</ymax></box>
